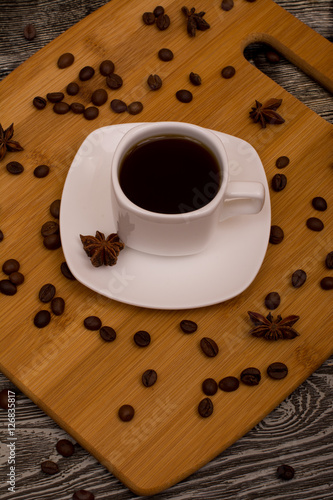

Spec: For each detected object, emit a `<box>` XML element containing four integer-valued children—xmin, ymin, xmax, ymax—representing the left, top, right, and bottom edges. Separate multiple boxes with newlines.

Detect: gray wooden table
<box><xmin>0</xmin><ymin>1</ymin><xmax>332</xmax><ymax>499</ymax></box>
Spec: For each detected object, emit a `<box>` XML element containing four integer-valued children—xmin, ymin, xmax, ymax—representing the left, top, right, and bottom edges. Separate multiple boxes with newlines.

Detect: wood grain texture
<box><xmin>1</xmin><ymin>0</ymin><xmax>333</xmax><ymax>498</ymax></box>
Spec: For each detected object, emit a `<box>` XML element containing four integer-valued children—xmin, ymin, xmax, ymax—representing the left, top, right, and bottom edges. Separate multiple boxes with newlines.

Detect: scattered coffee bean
<box><xmin>0</xmin><ymin>230</ymin><xmax>3</xmax><ymax>242</ymax></box>
<box><xmin>41</xmin><ymin>221</ymin><xmax>59</xmax><ymax>237</ymax></box>
<box><xmin>33</xmin><ymin>96</ymin><xmax>47</xmax><ymax>109</ymax></box>
<box><xmin>51</xmin><ymin>297</ymin><xmax>65</xmax><ymax>316</ymax></box>
<box><xmin>147</xmin><ymin>74</ymin><xmax>162</xmax><ymax>90</ymax></box>
<box><xmin>265</xmin><ymin>292</ymin><xmax>280</xmax><ymax>310</ymax></box>
<box><xmin>9</xmin><ymin>272</ymin><xmax>24</xmax><ymax>285</ymax></box>
<box><xmin>0</xmin><ymin>280</ymin><xmax>17</xmax><ymax>296</ymax></box>
<box><xmin>41</xmin><ymin>460</ymin><xmax>59</xmax><ymax>475</ymax></box>
<box><xmin>0</xmin><ymin>389</ymin><xmax>10</xmax><ymax>410</ymax></box>
<box><xmin>79</xmin><ymin>66</ymin><xmax>95</xmax><ymax>81</ymax></box>
<box><xmin>47</xmin><ymin>92</ymin><xmax>64</xmax><ymax>103</ymax></box>
<box><xmin>142</xmin><ymin>12</ymin><xmax>155</xmax><ymax>25</ymax></box>
<box><xmin>219</xmin><ymin>376</ymin><xmax>239</xmax><ymax>392</ymax></box>
<box><xmin>34</xmin><ymin>310</ymin><xmax>51</xmax><ymax>328</ymax></box>
<box><xmin>180</xmin><ymin>319</ymin><xmax>197</xmax><ymax>334</ymax></box>
<box><xmin>34</xmin><ymin>164</ymin><xmax>50</xmax><ymax>178</ymax></box>
<box><xmin>189</xmin><ymin>72</ymin><xmax>202</xmax><ymax>85</ymax></box>
<box><xmin>99</xmin><ymin>59</ymin><xmax>115</xmax><ymax>76</ymax></box>
<box><xmin>271</xmin><ymin>173</ymin><xmax>287</xmax><ymax>191</ymax></box>
<box><xmin>200</xmin><ymin>337</ymin><xmax>219</xmax><ymax>357</ymax></box>
<box><xmin>245</xmin><ymin>0</ymin><xmax>257</xmax><ymax>3</ymax></box>
<box><xmin>73</xmin><ymin>490</ymin><xmax>95</xmax><ymax>500</ymax></box>
<box><xmin>66</xmin><ymin>82</ymin><xmax>80</xmax><ymax>95</ymax></box>
<box><xmin>158</xmin><ymin>48</ymin><xmax>174</xmax><ymax>61</ymax></box>
<box><xmin>57</xmin><ymin>52</ymin><xmax>74</xmax><ymax>69</ymax></box>
<box><xmin>176</xmin><ymin>89</ymin><xmax>193</xmax><ymax>103</ymax></box>
<box><xmin>320</xmin><ymin>277</ymin><xmax>333</xmax><ymax>290</ymax></box>
<box><xmin>202</xmin><ymin>378</ymin><xmax>218</xmax><ymax>396</ymax></box>
<box><xmin>134</xmin><ymin>330</ymin><xmax>151</xmax><ymax>347</ymax></box>
<box><xmin>275</xmin><ymin>156</ymin><xmax>289</xmax><ymax>169</ymax></box>
<box><xmin>43</xmin><ymin>233</ymin><xmax>61</xmax><ymax>250</ymax></box>
<box><xmin>292</xmin><ymin>269</ymin><xmax>307</xmax><ymax>288</ymax></box>
<box><xmin>39</xmin><ymin>283</ymin><xmax>56</xmax><ymax>303</ymax></box>
<box><xmin>56</xmin><ymin>439</ymin><xmax>74</xmax><ymax>457</ymax></box>
<box><xmin>106</xmin><ymin>73</ymin><xmax>123</xmax><ymax>89</ymax></box>
<box><xmin>221</xmin><ymin>66</ymin><xmax>236</xmax><ymax>79</ymax></box>
<box><xmin>277</xmin><ymin>464</ymin><xmax>295</xmax><ymax>480</ymax></box>
<box><xmin>240</xmin><ymin>367</ymin><xmax>261</xmax><ymax>386</ymax></box>
<box><xmin>265</xmin><ymin>49</ymin><xmax>280</xmax><ymax>63</ymax></box>
<box><xmin>50</xmin><ymin>199</ymin><xmax>60</xmax><ymax>218</ymax></box>
<box><xmin>24</xmin><ymin>24</ymin><xmax>36</xmax><ymax>41</ymax></box>
<box><xmin>325</xmin><ymin>251</ymin><xmax>333</xmax><ymax>269</ymax></box>
<box><xmin>269</xmin><ymin>225</ymin><xmax>284</xmax><ymax>244</ymax></box>
<box><xmin>71</xmin><ymin>102</ymin><xmax>85</xmax><ymax>114</ymax></box>
<box><xmin>156</xmin><ymin>14</ymin><xmax>170</xmax><ymax>30</ymax></box>
<box><xmin>84</xmin><ymin>316</ymin><xmax>102</xmax><ymax>331</ymax></box>
<box><xmin>110</xmin><ymin>99</ymin><xmax>127</xmax><ymax>113</ymax></box>
<box><xmin>198</xmin><ymin>397</ymin><xmax>213</xmax><ymax>418</ymax></box>
<box><xmin>267</xmin><ymin>362</ymin><xmax>288</xmax><ymax>379</ymax></box>
<box><xmin>128</xmin><ymin>101</ymin><xmax>143</xmax><ymax>115</ymax></box>
<box><xmin>153</xmin><ymin>6</ymin><xmax>165</xmax><ymax>17</ymax></box>
<box><xmin>91</xmin><ymin>88</ymin><xmax>108</xmax><ymax>106</ymax></box>
<box><xmin>61</xmin><ymin>261</ymin><xmax>76</xmax><ymax>280</ymax></box>
<box><xmin>221</xmin><ymin>0</ymin><xmax>234</xmax><ymax>11</ymax></box>
<box><xmin>312</xmin><ymin>196</ymin><xmax>327</xmax><ymax>211</ymax></box>
<box><xmin>6</xmin><ymin>161</ymin><xmax>24</xmax><ymax>175</ymax></box>
<box><xmin>118</xmin><ymin>404</ymin><xmax>134</xmax><ymax>421</ymax></box>
<box><xmin>2</xmin><ymin>259</ymin><xmax>20</xmax><ymax>275</ymax></box>
<box><xmin>53</xmin><ymin>102</ymin><xmax>70</xmax><ymax>114</ymax></box>
<box><xmin>84</xmin><ymin>106</ymin><xmax>99</xmax><ymax>120</ymax></box>
<box><xmin>99</xmin><ymin>326</ymin><xmax>116</xmax><ymax>342</ymax></box>
<box><xmin>142</xmin><ymin>369</ymin><xmax>157</xmax><ymax>387</ymax></box>
<box><xmin>306</xmin><ymin>217</ymin><xmax>324</xmax><ymax>231</ymax></box>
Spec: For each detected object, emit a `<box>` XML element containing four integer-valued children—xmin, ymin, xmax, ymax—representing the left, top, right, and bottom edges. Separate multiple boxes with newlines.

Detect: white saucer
<box><xmin>60</xmin><ymin>123</ymin><xmax>271</xmax><ymax>310</ymax></box>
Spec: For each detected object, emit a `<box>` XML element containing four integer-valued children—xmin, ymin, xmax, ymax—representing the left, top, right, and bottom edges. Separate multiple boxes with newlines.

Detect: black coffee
<box><xmin>119</xmin><ymin>135</ymin><xmax>221</xmax><ymax>214</ymax></box>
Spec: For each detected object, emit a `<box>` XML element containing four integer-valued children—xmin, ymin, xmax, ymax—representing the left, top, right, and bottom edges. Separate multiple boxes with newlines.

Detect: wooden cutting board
<box><xmin>0</xmin><ymin>0</ymin><xmax>332</xmax><ymax>495</ymax></box>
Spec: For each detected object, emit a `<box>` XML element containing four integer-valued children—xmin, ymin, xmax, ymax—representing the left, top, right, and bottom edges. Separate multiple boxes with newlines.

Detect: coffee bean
<box><xmin>292</xmin><ymin>269</ymin><xmax>307</xmax><ymax>288</ymax></box>
<box><xmin>6</xmin><ymin>161</ymin><xmax>24</xmax><ymax>175</ymax></box>
<box><xmin>99</xmin><ymin>60</ymin><xmax>115</xmax><ymax>76</ymax></box>
<box><xmin>110</xmin><ymin>99</ymin><xmax>127</xmax><ymax>113</ymax></box>
<box><xmin>265</xmin><ymin>292</ymin><xmax>280</xmax><ymax>310</ymax></box>
<box><xmin>265</xmin><ymin>49</ymin><xmax>280</xmax><ymax>63</ymax></box>
<box><xmin>325</xmin><ymin>251</ymin><xmax>333</xmax><ymax>269</ymax></box>
<box><xmin>202</xmin><ymin>378</ymin><xmax>218</xmax><ymax>396</ymax></box>
<box><xmin>0</xmin><ymin>280</ymin><xmax>17</xmax><ymax>296</ymax></box>
<box><xmin>153</xmin><ymin>6</ymin><xmax>165</xmax><ymax>17</ymax></box>
<box><xmin>189</xmin><ymin>72</ymin><xmax>202</xmax><ymax>86</ymax></box>
<box><xmin>275</xmin><ymin>156</ymin><xmax>289</xmax><ymax>169</ymax></box>
<box><xmin>51</xmin><ymin>297</ymin><xmax>65</xmax><ymax>316</ymax></box>
<box><xmin>134</xmin><ymin>330</ymin><xmax>151</xmax><ymax>347</ymax></box>
<box><xmin>180</xmin><ymin>319</ymin><xmax>197</xmax><ymax>334</ymax></box>
<box><xmin>240</xmin><ymin>367</ymin><xmax>261</xmax><ymax>386</ymax></box>
<box><xmin>34</xmin><ymin>310</ymin><xmax>51</xmax><ymax>328</ymax></box>
<box><xmin>0</xmin><ymin>230</ymin><xmax>3</xmax><ymax>242</ymax></box>
<box><xmin>128</xmin><ymin>101</ymin><xmax>143</xmax><ymax>115</ymax></box>
<box><xmin>61</xmin><ymin>261</ymin><xmax>76</xmax><ymax>280</ymax></box>
<box><xmin>53</xmin><ymin>102</ymin><xmax>70</xmax><ymax>114</ymax></box>
<box><xmin>57</xmin><ymin>52</ymin><xmax>75</xmax><ymax>69</ymax></box>
<box><xmin>198</xmin><ymin>398</ymin><xmax>213</xmax><ymax>418</ymax></box>
<box><xmin>219</xmin><ymin>376</ymin><xmax>239</xmax><ymax>392</ymax></box>
<box><xmin>2</xmin><ymin>259</ymin><xmax>20</xmax><ymax>275</ymax></box>
<box><xmin>221</xmin><ymin>0</ymin><xmax>234</xmax><ymax>11</ymax></box>
<box><xmin>312</xmin><ymin>196</ymin><xmax>327</xmax><ymax>211</ymax></box>
<box><xmin>158</xmin><ymin>48</ymin><xmax>174</xmax><ymax>61</ymax></box>
<box><xmin>73</xmin><ymin>490</ymin><xmax>95</xmax><ymax>500</ymax></box>
<box><xmin>156</xmin><ymin>14</ymin><xmax>170</xmax><ymax>30</ymax></box>
<box><xmin>0</xmin><ymin>389</ymin><xmax>10</xmax><ymax>410</ymax></box>
<box><xmin>271</xmin><ymin>173</ymin><xmax>287</xmax><ymax>191</ymax></box>
<box><xmin>79</xmin><ymin>66</ymin><xmax>95</xmax><ymax>81</ymax></box>
<box><xmin>142</xmin><ymin>369</ymin><xmax>157</xmax><ymax>387</ymax></box>
<box><xmin>34</xmin><ymin>164</ymin><xmax>50</xmax><ymax>178</ymax></box>
<box><xmin>24</xmin><ymin>24</ymin><xmax>36</xmax><ymax>41</ymax></box>
<box><xmin>221</xmin><ymin>66</ymin><xmax>236</xmax><ymax>79</ymax></box>
<box><xmin>71</xmin><ymin>102</ymin><xmax>85</xmax><ymax>114</ymax></box>
<box><xmin>277</xmin><ymin>464</ymin><xmax>295</xmax><ymax>480</ymax></box>
<box><xmin>66</xmin><ymin>82</ymin><xmax>80</xmax><ymax>95</ymax></box>
<box><xmin>39</xmin><ymin>283</ymin><xmax>56</xmax><ymax>303</ymax></box>
<box><xmin>41</xmin><ymin>221</ymin><xmax>59</xmax><ymax>237</ymax></box>
<box><xmin>306</xmin><ymin>217</ymin><xmax>324</xmax><ymax>231</ymax></box>
<box><xmin>41</xmin><ymin>460</ymin><xmax>59</xmax><ymax>475</ymax></box>
<box><xmin>84</xmin><ymin>106</ymin><xmax>99</xmax><ymax>120</ymax></box>
<box><xmin>91</xmin><ymin>88</ymin><xmax>108</xmax><ymax>106</ymax></box>
<box><xmin>267</xmin><ymin>362</ymin><xmax>288</xmax><ymax>379</ymax></box>
<box><xmin>147</xmin><ymin>74</ymin><xmax>162</xmax><ymax>90</ymax></box>
<box><xmin>269</xmin><ymin>225</ymin><xmax>284</xmax><ymax>244</ymax></box>
<box><xmin>142</xmin><ymin>12</ymin><xmax>155</xmax><ymax>25</ymax></box>
<box><xmin>56</xmin><ymin>439</ymin><xmax>74</xmax><ymax>457</ymax></box>
<box><xmin>33</xmin><ymin>96</ymin><xmax>47</xmax><ymax>109</ymax></box>
<box><xmin>200</xmin><ymin>337</ymin><xmax>219</xmax><ymax>357</ymax></box>
<box><xmin>118</xmin><ymin>404</ymin><xmax>134</xmax><ymax>421</ymax></box>
<box><xmin>106</xmin><ymin>73</ymin><xmax>123</xmax><ymax>89</ymax></box>
<box><xmin>50</xmin><ymin>199</ymin><xmax>60</xmax><ymax>218</ymax></box>
<box><xmin>320</xmin><ymin>277</ymin><xmax>333</xmax><ymax>290</ymax></box>
<box><xmin>176</xmin><ymin>89</ymin><xmax>193</xmax><ymax>103</ymax></box>
<box><xmin>43</xmin><ymin>234</ymin><xmax>61</xmax><ymax>250</ymax></box>
<box><xmin>9</xmin><ymin>272</ymin><xmax>24</xmax><ymax>285</ymax></box>
<box><xmin>99</xmin><ymin>326</ymin><xmax>116</xmax><ymax>342</ymax></box>
<box><xmin>47</xmin><ymin>92</ymin><xmax>64</xmax><ymax>103</ymax></box>
<box><xmin>84</xmin><ymin>316</ymin><xmax>102</xmax><ymax>331</ymax></box>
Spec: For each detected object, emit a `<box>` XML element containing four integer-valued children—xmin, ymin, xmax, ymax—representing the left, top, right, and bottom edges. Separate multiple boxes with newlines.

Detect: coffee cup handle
<box><xmin>220</xmin><ymin>181</ymin><xmax>265</xmax><ymax>221</ymax></box>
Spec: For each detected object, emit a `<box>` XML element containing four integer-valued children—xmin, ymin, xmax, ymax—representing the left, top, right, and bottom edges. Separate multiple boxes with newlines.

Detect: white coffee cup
<box><xmin>111</xmin><ymin>122</ymin><xmax>265</xmax><ymax>256</ymax></box>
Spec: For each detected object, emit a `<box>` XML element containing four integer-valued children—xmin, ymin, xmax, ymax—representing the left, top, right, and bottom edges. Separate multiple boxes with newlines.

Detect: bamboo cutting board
<box><xmin>0</xmin><ymin>0</ymin><xmax>332</xmax><ymax>495</ymax></box>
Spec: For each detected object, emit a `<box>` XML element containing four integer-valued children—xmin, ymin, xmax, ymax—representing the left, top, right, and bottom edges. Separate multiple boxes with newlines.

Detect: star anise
<box><xmin>181</xmin><ymin>7</ymin><xmax>210</xmax><ymax>36</ymax></box>
<box><xmin>248</xmin><ymin>311</ymin><xmax>300</xmax><ymax>340</ymax></box>
<box><xmin>80</xmin><ymin>231</ymin><xmax>124</xmax><ymax>267</ymax></box>
<box><xmin>249</xmin><ymin>98</ymin><xmax>285</xmax><ymax>128</ymax></box>
<box><xmin>0</xmin><ymin>123</ymin><xmax>24</xmax><ymax>161</ymax></box>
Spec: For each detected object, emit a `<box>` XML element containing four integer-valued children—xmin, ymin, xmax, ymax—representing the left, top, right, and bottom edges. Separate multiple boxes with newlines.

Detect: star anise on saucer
<box><xmin>248</xmin><ymin>311</ymin><xmax>300</xmax><ymax>340</ymax></box>
<box><xmin>80</xmin><ymin>231</ymin><xmax>124</xmax><ymax>267</ymax></box>
<box><xmin>0</xmin><ymin>123</ymin><xmax>24</xmax><ymax>161</ymax></box>
<box><xmin>249</xmin><ymin>99</ymin><xmax>285</xmax><ymax>128</ymax></box>
<box><xmin>181</xmin><ymin>7</ymin><xmax>210</xmax><ymax>36</ymax></box>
